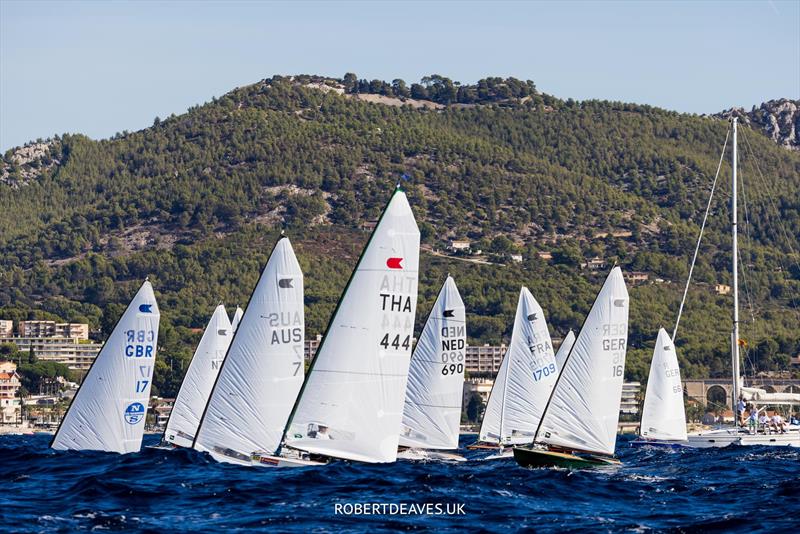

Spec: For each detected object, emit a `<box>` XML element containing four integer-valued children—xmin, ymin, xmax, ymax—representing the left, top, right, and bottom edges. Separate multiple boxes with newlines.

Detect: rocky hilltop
<box><xmin>715</xmin><ymin>98</ymin><xmax>800</xmax><ymax>151</ymax></box>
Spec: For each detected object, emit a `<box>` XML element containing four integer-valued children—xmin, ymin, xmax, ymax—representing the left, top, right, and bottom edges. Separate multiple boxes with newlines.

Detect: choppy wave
<box><xmin>1</xmin><ymin>434</ymin><xmax>798</xmax><ymax>532</ymax></box>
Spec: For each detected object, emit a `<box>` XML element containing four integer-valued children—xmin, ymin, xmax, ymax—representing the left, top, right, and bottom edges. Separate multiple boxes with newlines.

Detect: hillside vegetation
<box><xmin>1</xmin><ymin>74</ymin><xmax>798</xmax><ymax>396</ymax></box>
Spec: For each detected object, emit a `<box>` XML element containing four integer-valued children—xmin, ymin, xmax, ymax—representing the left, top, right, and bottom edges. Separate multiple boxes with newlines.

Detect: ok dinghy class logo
<box><xmin>139</xmin><ymin>304</ymin><xmax>153</xmax><ymax>313</ymax></box>
<box><xmin>124</xmin><ymin>402</ymin><xmax>146</xmax><ymax>425</ymax></box>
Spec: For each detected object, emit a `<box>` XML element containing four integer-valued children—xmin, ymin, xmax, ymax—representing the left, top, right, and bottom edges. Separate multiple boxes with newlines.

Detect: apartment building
<box><xmin>17</xmin><ymin>321</ymin><xmax>89</xmax><ymax>340</ymax></box>
<box><xmin>0</xmin><ymin>320</ymin><xmax>12</xmax><ymax>337</ymax></box>
<box><xmin>0</xmin><ymin>361</ymin><xmax>22</xmax><ymax>424</ymax></box>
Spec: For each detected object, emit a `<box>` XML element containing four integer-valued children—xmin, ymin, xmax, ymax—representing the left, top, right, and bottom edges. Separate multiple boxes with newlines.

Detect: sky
<box><xmin>1</xmin><ymin>0</ymin><xmax>798</xmax><ymax>150</ymax></box>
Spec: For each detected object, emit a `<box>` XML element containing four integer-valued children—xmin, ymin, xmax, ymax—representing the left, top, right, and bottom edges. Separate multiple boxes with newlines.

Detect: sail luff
<box><xmin>399</xmin><ymin>276</ymin><xmax>466</xmax><ymax>450</ymax></box>
<box><xmin>285</xmin><ymin>188</ymin><xmax>420</xmax><ymax>463</ymax></box>
<box><xmin>193</xmin><ymin>237</ymin><xmax>304</xmax><ymax>463</ymax></box>
<box><xmin>535</xmin><ymin>267</ymin><xmax>630</xmax><ymax>456</ymax></box>
<box><xmin>51</xmin><ymin>280</ymin><xmax>160</xmax><ymax>453</ymax></box>
<box><xmin>639</xmin><ymin>328</ymin><xmax>687</xmax><ymax>441</ymax></box>
<box><xmin>478</xmin><ymin>287</ymin><xmax>558</xmax><ymax>445</ymax></box>
<box><xmin>163</xmin><ymin>305</ymin><xmax>232</xmax><ymax>448</ymax></box>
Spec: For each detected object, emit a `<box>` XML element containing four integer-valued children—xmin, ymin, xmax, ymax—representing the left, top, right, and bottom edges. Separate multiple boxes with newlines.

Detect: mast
<box><xmin>731</xmin><ymin>117</ymin><xmax>741</xmax><ymax>416</ymax></box>
<box><xmin>499</xmin><ymin>348</ymin><xmax>509</xmax><ymax>446</ymax></box>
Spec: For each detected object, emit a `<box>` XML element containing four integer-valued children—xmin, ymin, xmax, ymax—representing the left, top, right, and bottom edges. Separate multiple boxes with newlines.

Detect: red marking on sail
<box><xmin>386</xmin><ymin>257</ymin><xmax>403</xmax><ymax>269</ymax></box>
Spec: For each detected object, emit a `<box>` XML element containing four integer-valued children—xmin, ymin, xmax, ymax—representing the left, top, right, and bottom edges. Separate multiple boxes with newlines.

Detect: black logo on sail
<box><xmin>527</xmin><ymin>313</ymin><xmax>538</xmax><ymax>321</ymax></box>
<box><xmin>443</xmin><ymin>309</ymin><xmax>454</xmax><ymax>318</ymax></box>
<box><xmin>218</xmin><ymin>329</ymin><xmax>228</xmax><ymax>335</ymax></box>
<box><xmin>278</xmin><ymin>278</ymin><xmax>294</xmax><ymax>289</ymax></box>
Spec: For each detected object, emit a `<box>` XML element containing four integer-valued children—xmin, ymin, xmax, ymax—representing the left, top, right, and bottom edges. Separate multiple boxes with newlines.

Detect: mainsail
<box><xmin>479</xmin><ymin>287</ymin><xmax>558</xmax><ymax>445</ymax></box>
<box><xmin>554</xmin><ymin>330</ymin><xmax>575</xmax><ymax>371</ymax></box>
<box><xmin>193</xmin><ymin>237</ymin><xmax>305</xmax><ymax>463</ymax></box>
<box><xmin>51</xmin><ymin>280</ymin><xmax>160</xmax><ymax>453</ymax></box>
<box><xmin>399</xmin><ymin>276</ymin><xmax>466</xmax><ymax>450</ymax></box>
<box><xmin>535</xmin><ymin>267</ymin><xmax>629</xmax><ymax>456</ymax></box>
<box><xmin>285</xmin><ymin>188</ymin><xmax>420</xmax><ymax>463</ymax></box>
<box><xmin>640</xmin><ymin>328</ymin><xmax>687</xmax><ymax>441</ymax></box>
<box><xmin>163</xmin><ymin>305</ymin><xmax>233</xmax><ymax>448</ymax></box>
<box><xmin>231</xmin><ymin>306</ymin><xmax>243</xmax><ymax>333</ymax></box>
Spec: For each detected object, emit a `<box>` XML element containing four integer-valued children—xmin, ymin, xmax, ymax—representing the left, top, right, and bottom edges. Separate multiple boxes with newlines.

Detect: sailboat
<box><xmin>397</xmin><ymin>275</ymin><xmax>467</xmax><ymax>462</ymax></box>
<box><xmin>554</xmin><ymin>330</ymin><xmax>575</xmax><ymax>371</ymax></box>
<box><xmin>51</xmin><ymin>280</ymin><xmax>160</xmax><ymax>453</ymax></box>
<box><xmin>684</xmin><ymin>118</ymin><xmax>800</xmax><ymax>448</ymax></box>
<box><xmin>280</xmin><ymin>186</ymin><xmax>420</xmax><ymax>464</ymax></box>
<box><xmin>513</xmin><ymin>267</ymin><xmax>630</xmax><ymax>468</ymax></box>
<box><xmin>160</xmin><ymin>304</ymin><xmax>233</xmax><ymax>448</ymax></box>
<box><xmin>471</xmin><ymin>287</ymin><xmax>558</xmax><ymax>459</ymax></box>
<box><xmin>192</xmin><ymin>236</ymin><xmax>314</xmax><ymax>466</ymax></box>
<box><xmin>631</xmin><ymin>328</ymin><xmax>687</xmax><ymax>447</ymax></box>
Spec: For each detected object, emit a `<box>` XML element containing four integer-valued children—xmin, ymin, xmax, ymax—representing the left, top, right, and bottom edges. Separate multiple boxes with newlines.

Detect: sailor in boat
<box><xmin>736</xmin><ymin>397</ymin><xmax>746</xmax><ymax>426</ymax></box>
<box><xmin>770</xmin><ymin>414</ymin><xmax>787</xmax><ymax>434</ymax></box>
<box><xmin>758</xmin><ymin>412</ymin><xmax>770</xmax><ymax>432</ymax></box>
<box><xmin>315</xmin><ymin>425</ymin><xmax>332</xmax><ymax>440</ymax></box>
<box><xmin>747</xmin><ymin>407</ymin><xmax>758</xmax><ymax>434</ymax></box>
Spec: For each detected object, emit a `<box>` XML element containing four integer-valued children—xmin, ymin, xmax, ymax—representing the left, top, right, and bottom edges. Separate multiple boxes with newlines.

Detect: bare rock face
<box><xmin>716</xmin><ymin>99</ymin><xmax>800</xmax><ymax>151</ymax></box>
<box><xmin>1</xmin><ymin>140</ymin><xmax>60</xmax><ymax>188</ymax></box>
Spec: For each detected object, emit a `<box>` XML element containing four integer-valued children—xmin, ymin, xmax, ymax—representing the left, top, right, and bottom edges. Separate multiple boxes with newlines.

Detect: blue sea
<box><xmin>2</xmin><ymin>433</ymin><xmax>798</xmax><ymax>533</ymax></box>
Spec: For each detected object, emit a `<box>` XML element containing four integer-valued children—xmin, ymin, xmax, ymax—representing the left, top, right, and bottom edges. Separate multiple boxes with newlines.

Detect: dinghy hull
<box><xmin>396</xmin><ymin>448</ymin><xmax>466</xmax><ymax>462</ymax></box>
<box><xmin>250</xmin><ymin>454</ymin><xmax>328</xmax><ymax>468</ymax></box>
<box><xmin>629</xmin><ymin>438</ymin><xmax>686</xmax><ymax>449</ymax></box>
<box><xmin>513</xmin><ymin>447</ymin><xmax>620</xmax><ymax>469</ymax></box>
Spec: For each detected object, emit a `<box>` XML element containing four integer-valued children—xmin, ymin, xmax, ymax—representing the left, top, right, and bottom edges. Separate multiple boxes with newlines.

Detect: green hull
<box><xmin>513</xmin><ymin>446</ymin><xmax>620</xmax><ymax>469</ymax></box>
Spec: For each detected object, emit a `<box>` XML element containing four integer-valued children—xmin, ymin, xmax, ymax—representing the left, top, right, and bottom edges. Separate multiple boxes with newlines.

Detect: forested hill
<box><xmin>1</xmin><ymin>74</ymin><xmax>799</xmax><ymax>396</ymax></box>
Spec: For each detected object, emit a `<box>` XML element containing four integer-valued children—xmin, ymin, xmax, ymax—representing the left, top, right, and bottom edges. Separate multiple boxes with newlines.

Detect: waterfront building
<box><xmin>0</xmin><ymin>361</ymin><xmax>22</xmax><ymax>424</ymax></box>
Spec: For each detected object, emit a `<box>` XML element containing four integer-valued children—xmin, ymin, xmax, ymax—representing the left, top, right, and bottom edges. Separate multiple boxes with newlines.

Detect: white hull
<box><xmin>396</xmin><ymin>448</ymin><xmax>466</xmax><ymax>462</ymax></box>
<box><xmin>250</xmin><ymin>453</ymin><xmax>328</xmax><ymax>468</ymax></box>
<box><xmin>686</xmin><ymin>427</ymin><xmax>800</xmax><ymax>448</ymax></box>
<box><xmin>482</xmin><ymin>448</ymin><xmax>514</xmax><ymax>460</ymax></box>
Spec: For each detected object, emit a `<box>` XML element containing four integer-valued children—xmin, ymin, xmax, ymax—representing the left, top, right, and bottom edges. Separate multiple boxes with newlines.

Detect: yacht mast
<box><xmin>731</xmin><ymin>118</ymin><xmax>741</xmax><ymax>415</ymax></box>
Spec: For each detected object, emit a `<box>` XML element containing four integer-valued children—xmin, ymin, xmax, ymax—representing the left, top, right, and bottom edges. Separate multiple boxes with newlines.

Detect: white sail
<box><xmin>51</xmin><ymin>281</ymin><xmax>160</xmax><ymax>453</ymax></box>
<box><xmin>193</xmin><ymin>237</ymin><xmax>304</xmax><ymax>463</ymax></box>
<box><xmin>285</xmin><ymin>189</ymin><xmax>420</xmax><ymax>463</ymax></box>
<box><xmin>163</xmin><ymin>305</ymin><xmax>233</xmax><ymax>448</ymax></box>
<box><xmin>536</xmin><ymin>267</ymin><xmax>629</xmax><ymax>456</ymax></box>
<box><xmin>555</xmin><ymin>330</ymin><xmax>575</xmax><ymax>371</ymax></box>
<box><xmin>399</xmin><ymin>276</ymin><xmax>466</xmax><ymax>450</ymax></box>
<box><xmin>479</xmin><ymin>287</ymin><xmax>558</xmax><ymax>445</ymax></box>
<box><xmin>640</xmin><ymin>328</ymin><xmax>687</xmax><ymax>441</ymax></box>
<box><xmin>231</xmin><ymin>306</ymin><xmax>243</xmax><ymax>333</ymax></box>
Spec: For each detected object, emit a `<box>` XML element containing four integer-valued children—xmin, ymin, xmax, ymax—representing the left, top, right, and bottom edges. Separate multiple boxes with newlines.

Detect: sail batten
<box><xmin>163</xmin><ymin>305</ymin><xmax>232</xmax><ymax>448</ymax></box>
<box><xmin>479</xmin><ymin>287</ymin><xmax>558</xmax><ymax>445</ymax></box>
<box><xmin>285</xmin><ymin>190</ymin><xmax>420</xmax><ymax>463</ymax></box>
<box><xmin>51</xmin><ymin>281</ymin><xmax>160</xmax><ymax>453</ymax></box>
<box><xmin>535</xmin><ymin>267</ymin><xmax>629</xmax><ymax>456</ymax></box>
<box><xmin>193</xmin><ymin>237</ymin><xmax>304</xmax><ymax>462</ymax></box>
<box><xmin>400</xmin><ymin>276</ymin><xmax>466</xmax><ymax>450</ymax></box>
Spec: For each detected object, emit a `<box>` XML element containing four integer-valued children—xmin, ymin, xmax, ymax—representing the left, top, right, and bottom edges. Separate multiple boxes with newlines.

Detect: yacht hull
<box><xmin>685</xmin><ymin>428</ymin><xmax>800</xmax><ymax>448</ymax></box>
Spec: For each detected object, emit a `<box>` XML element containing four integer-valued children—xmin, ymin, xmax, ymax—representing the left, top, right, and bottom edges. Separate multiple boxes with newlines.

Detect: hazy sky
<box><xmin>2</xmin><ymin>0</ymin><xmax>798</xmax><ymax>150</ymax></box>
